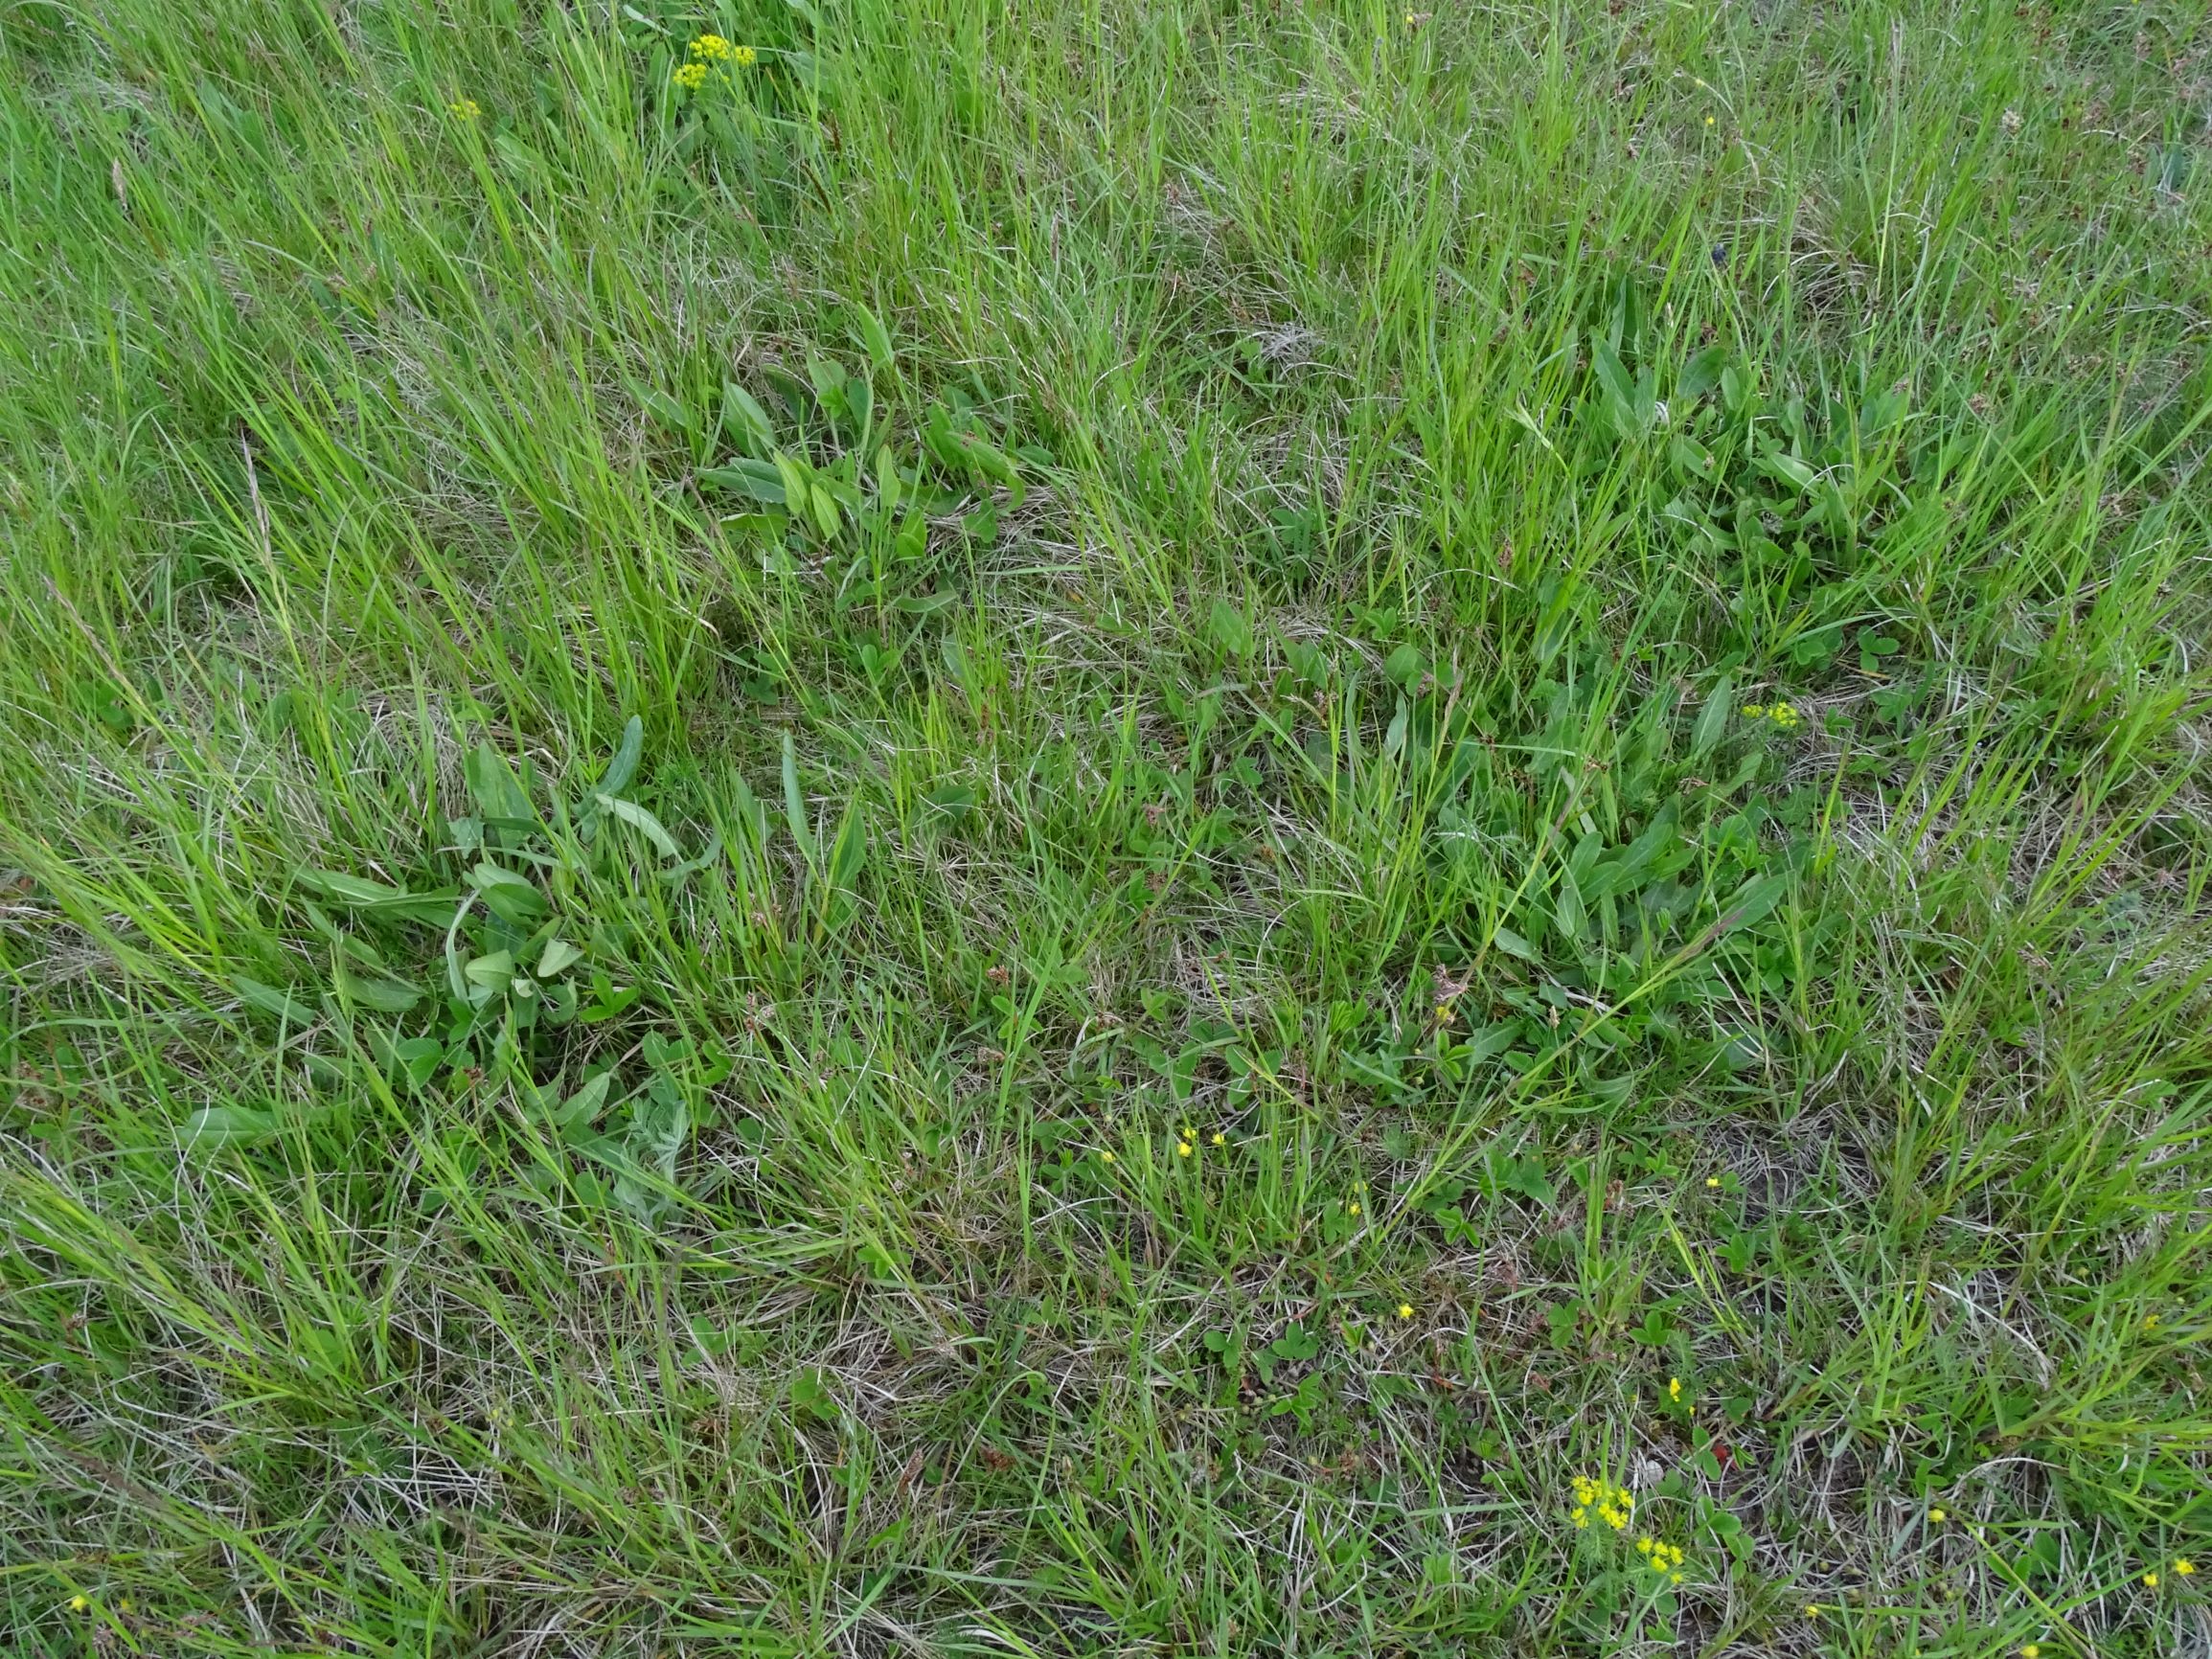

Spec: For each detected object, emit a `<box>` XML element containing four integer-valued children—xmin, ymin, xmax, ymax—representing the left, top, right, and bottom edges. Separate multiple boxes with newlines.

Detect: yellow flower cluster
<box><xmin>689</xmin><ymin>34</ymin><xmax>756</xmax><ymax>66</ymax></box>
<box><xmin>446</xmin><ymin>98</ymin><xmax>482</xmax><ymax>120</ymax></box>
<box><xmin>1636</xmin><ymin>1534</ymin><xmax>1687</xmax><ymax>1583</ymax></box>
<box><xmin>1570</xmin><ymin>1474</ymin><xmax>1633</xmax><ymax>1532</ymax></box>
<box><xmin>1741</xmin><ymin>701</ymin><xmax>1803</xmax><ymax>729</ymax></box>
<box><xmin>673</xmin><ymin>61</ymin><xmax>708</xmax><ymax>89</ymax></box>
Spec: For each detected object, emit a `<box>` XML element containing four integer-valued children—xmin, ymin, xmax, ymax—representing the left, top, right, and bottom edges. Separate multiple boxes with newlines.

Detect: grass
<box><xmin>2</xmin><ymin>0</ymin><xmax>2210</xmax><ymax>1651</ymax></box>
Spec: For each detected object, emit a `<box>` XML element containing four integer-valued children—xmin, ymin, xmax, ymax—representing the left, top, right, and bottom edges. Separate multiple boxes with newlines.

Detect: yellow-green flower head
<box><xmin>673</xmin><ymin>61</ymin><xmax>708</xmax><ymax>89</ymax></box>
<box><xmin>1568</xmin><ymin>1475</ymin><xmax>1633</xmax><ymax>1531</ymax></box>
<box><xmin>690</xmin><ymin>34</ymin><xmax>735</xmax><ymax>60</ymax></box>
<box><xmin>446</xmin><ymin>98</ymin><xmax>482</xmax><ymax>120</ymax></box>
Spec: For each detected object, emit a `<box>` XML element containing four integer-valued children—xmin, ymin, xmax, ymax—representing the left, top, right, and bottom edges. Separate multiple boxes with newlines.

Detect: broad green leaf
<box><xmin>874</xmin><ymin>443</ymin><xmax>901</xmax><ymax>514</ymax></box>
<box><xmin>600</xmin><ymin>795</ymin><xmax>681</xmax><ymax>859</ymax></box>
<box><xmin>853</xmin><ymin>303</ymin><xmax>894</xmax><ymax>375</ymax></box>
<box><xmin>464</xmin><ymin>949</ymin><xmax>515</xmax><ymax>991</ymax></box>
<box><xmin>596</xmin><ymin>716</ymin><xmax>644</xmax><ymax>799</ymax></box>
<box><xmin>1490</xmin><ymin>926</ymin><xmax>1538</xmax><ymax>963</ymax></box>
<box><xmin>772</xmin><ymin>452</ymin><xmax>810</xmax><ymax>518</ymax></box>
<box><xmin>464</xmin><ymin>743</ymin><xmax>536</xmax><ymax>827</ymax></box>
<box><xmin>233</xmin><ymin>975</ymin><xmax>316</xmax><ymax>1025</ymax></box>
<box><xmin>719</xmin><ymin>381</ymin><xmax>776</xmax><ymax>453</ymax></box>
<box><xmin>809</xmin><ymin>479</ymin><xmax>841</xmax><ymax>540</ymax></box>
<box><xmin>1676</xmin><ymin>345</ymin><xmax>1729</xmax><ymax>400</ymax></box>
<box><xmin>1717</xmin><ymin>873</ymin><xmax>1790</xmax><ymax>935</ymax></box>
<box><xmin>557</xmin><ymin>1072</ymin><xmax>611</xmax><ymax>1126</ymax></box>
<box><xmin>1691</xmin><ymin>675</ymin><xmax>1735</xmax><ymax>760</ymax></box>
<box><xmin>331</xmin><ymin>959</ymin><xmax>422</xmax><ymax>1013</ymax></box>
<box><xmin>845</xmin><ymin>372</ymin><xmax>874</xmax><ymax>447</ymax></box>
<box><xmin>782</xmin><ymin>734</ymin><xmax>814</xmax><ymax>860</ymax></box>
<box><xmin>699</xmin><ymin>458</ymin><xmax>790</xmax><ymax>504</ymax></box>
<box><xmin>828</xmin><ymin>802</ymin><xmax>867</xmax><ymax>891</ymax></box>
<box><xmin>537</xmin><ymin>938</ymin><xmax>583</xmax><ymax>978</ymax></box>
<box><xmin>182</xmin><ymin>1105</ymin><xmax>279</xmax><ymax>1148</ymax></box>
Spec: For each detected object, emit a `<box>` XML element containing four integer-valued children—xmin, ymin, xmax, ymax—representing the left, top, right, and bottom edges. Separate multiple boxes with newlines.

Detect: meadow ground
<box><xmin>3</xmin><ymin>0</ymin><xmax>2211</xmax><ymax>1653</ymax></box>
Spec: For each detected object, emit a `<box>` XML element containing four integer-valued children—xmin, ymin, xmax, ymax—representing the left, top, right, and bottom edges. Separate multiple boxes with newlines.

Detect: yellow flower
<box><xmin>1927</xmin><ymin>1507</ymin><xmax>1947</xmax><ymax>1523</ymax></box>
<box><xmin>2144</xmin><ymin>1571</ymin><xmax>2159</xmax><ymax>1587</ymax></box>
<box><xmin>446</xmin><ymin>98</ymin><xmax>482</xmax><ymax>120</ymax></box>
<box><xmin>2144</xmin><ymin>1313</ymin><xmax>2159</xmax><ymax>1329</ymax></box>
<box><xmin>734</xmin><ymin>44</ymin><xmax>757</xmax><ymax>66</ymax></box>
<box><xmin>1705</xmin><ymin>1175</ymin><xmax>1720</xmax><ymax>1188</ymax></box>
<box><xmin>2177</xmin><ymin>1559</ymin><xmax>2197</xmax><ymax>1576</ymax></box>
<box><xmin>69</xmin><ymin>1596</ymin><xmax>89</xmax><ymax>1612</ymax></box>
<box><xmin>1397</xmin><ymin>1302</ymin><xmax>1413</xmax><ymax>1319</ymax></box>
<box><xmin>1568</xmin><ymin>1475</ymin><xmax>1633</xmax><ymax>1531</ymax></box>
<box><xmin>1807</xmin><ymin>1602</ymin><xmax>1822</xmax><ymax>1619</ymax></box>
<box><xmin>690</xmin><ymin>33</ymin><xmax>734</xmax><ymax>60</ymax></box>
<box><xmin>1742</xmin><ymin>704</ymin><xmax>1766</xmax><ymax>718</ymax></box>
<box><xmin>2021</xmin><ymin>1647</ymin><xmax>2040</xmax><ymax>1658</ymax></box>
<box><xmin>1098</xmin><ymin>1148</ymin><xmax>1115</xmax><ymax>1164</ymax></box>
<box><xmin>1348</xmin><ymin>1201</ymin><xmax>1361</xmax><ymax>1216</ymax></box>
<box><xmin>673</xmin><ymin>61</ymin><xmax>707</xmax><ymax>89</ymax></box>
<box><xmin>1669</xmin><ymin>1376</ymin><xmax>1683</xmax><ymax>1401</ymax></box>
<box><xmin>1211</xmin><ymin>1132</ymin><xmax>1225</xmax><ymax>1146</ymax></box>
<box><xmin>1176</xmin><ymin>1141</ymin><xmax>1192</xmax><ymax>1157</ymax></box>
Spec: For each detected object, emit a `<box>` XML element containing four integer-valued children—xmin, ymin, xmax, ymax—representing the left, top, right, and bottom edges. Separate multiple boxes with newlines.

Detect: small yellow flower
<box><xmin>1807</xmin><ymin>1602</ymin><xmax>1822</xmax><ymax>1619</ymax></box>
<box><xmin>1743</xmin><ymin>704</ymin><xmax>1766</xmax><ymax>718</ymax></box>
<box><xmin>69</xmin><ymin>1596</ymin><xmax>89</xmax><ymax>1612</ymax></box>
<box><xmin>673</xmin><ymin>61</ymin><xmax>708</xmax><ymax>90</ymax></box>
<box><xmin>734</xmin><ymin>44</ymin><xmax>757</xmax><ymax>66</ymax></box>
<box><xmin>1671</xmin><ymin>1572</ymin><xmax>1683</xmax><ymax>1584</ymax></box>
<box><xmin>1669</xmin><ymin>1376</ymin><xmax>1683</xmax><ymax>1401</ymax></box>
<box><xmin>690</xmin><ymin>33</ymin><xmax>734</xmax><ymax>60</ymax></box>
<box><xmin>1705</xmin><ymin>115</ymin><xmax>1715</xmax><ymax>125</ymax></box>
<box><xmin>1211</xmin><ymin>1132</ymin><xmax>1225</xmax><ymax>1146</ymax></box>
<box><xmin>1397</xmin><ymin>1303</ymin><xmax>1413</xmax><ymax>1319</ymax></box>
<box><xmin>2144</xmin><ymin>1571</ymin><xmax>2159</xmax><ymax>1587</ymax></box>
<box><xmin>2144</xmin><ymin>1313</ymin><xmax>2159</xmax><ymax>1329</ymax></box>
<box><xmin>1099</xmin><ymin>1148</ymin><xmax>1115</xmax><ymax>1164</ymax></box>
<box><xmin>1348</xmin><ymin>1201</ymin><xmax>1361</xmax><ymax>1216</ymax></box>
<box><xmin>1705</xmin><ymin>1175</ymin><xmax>1720</xmax><ymax>1188</ymax></box>
<box><xmin>1927</xmin><ymin>1507</ymin><xmax>1947</xmax><ymax>1523</ymax></box>
<box><xmin>1176</xmin><ymin>1141</ymin><xmax>1192</xmax><ymax>1157</ymax></box>
<box><xmin>446</xmin><ymin>98</ymin><xmax>482</xmax><ymax>120</ymax></box>
<box><xmin>2176</xmin><ymin>1558</ymin><xmax>2197</xmax><ymax>1575</ymax></box>
<box><xmin>1637</xmin><ymin>1536</ymin><xmax>1654</xmax><ymax>1555</ymax></box>
<box><xmin>2021</xmin><ymin>1646</ymin><xmax>2041</xmax><ymax>1658</ymax></box>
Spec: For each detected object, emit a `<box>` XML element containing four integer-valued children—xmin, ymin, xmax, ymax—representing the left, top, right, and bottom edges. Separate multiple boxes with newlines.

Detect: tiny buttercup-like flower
<box><xmin>1397</xmin><ymin>1302</ymin><xmax>1413</xmax><ymax>1319</ymax></box>
<box><xmin>1705</xmin><ymin>1175</ymin><xmax>1721</xmax><ymax>1188</ymax></box>
<box><xmin>1668</xmin><ymin>1375</ymin><xmax>1684</xmax><ymax>1401</ymax></box>
<box><xmin>1098</xmin><ymin>1148</ymin><xmax>1116</xmax><ymax>1164</ymax></box>
<box><xmin>2020</xmin><ymin>1647</ymin><xmax>2040</xmax><ymax>1658</ymax></box>
<box><xmin>1211</xmin><ymin>1132</ymin><xmax>1225</xmax><ymax>1146</ymax></box>
<box><xmin>69</xmin><ymin>1597</ymin><xmax>89</xmax><ymax>1613</ymax></box>
<box><xmin>2144</xmin><ymin>1571</ymin><xmax>2159</xmax><ymax>1587</ymax></box>
<box><xmin>1927</xmin><ymin>1507</ymin><xmax>1947</xmax><ymax>1523</ymax></box>
<box><xmin>1348</xmin><ymin>1200</ymin><xmax>1361</xmax><ymax>1216</ymax></box>
<box><xmin>2176</xmin><ymin>1559</ymin><xmax>2197</xmax><ymax>1576</ymax></box>
<box><xmin>1176</xmin><ymin>1140</ymin><xmax>1192</xmax><ymax>1157</ymax></box>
